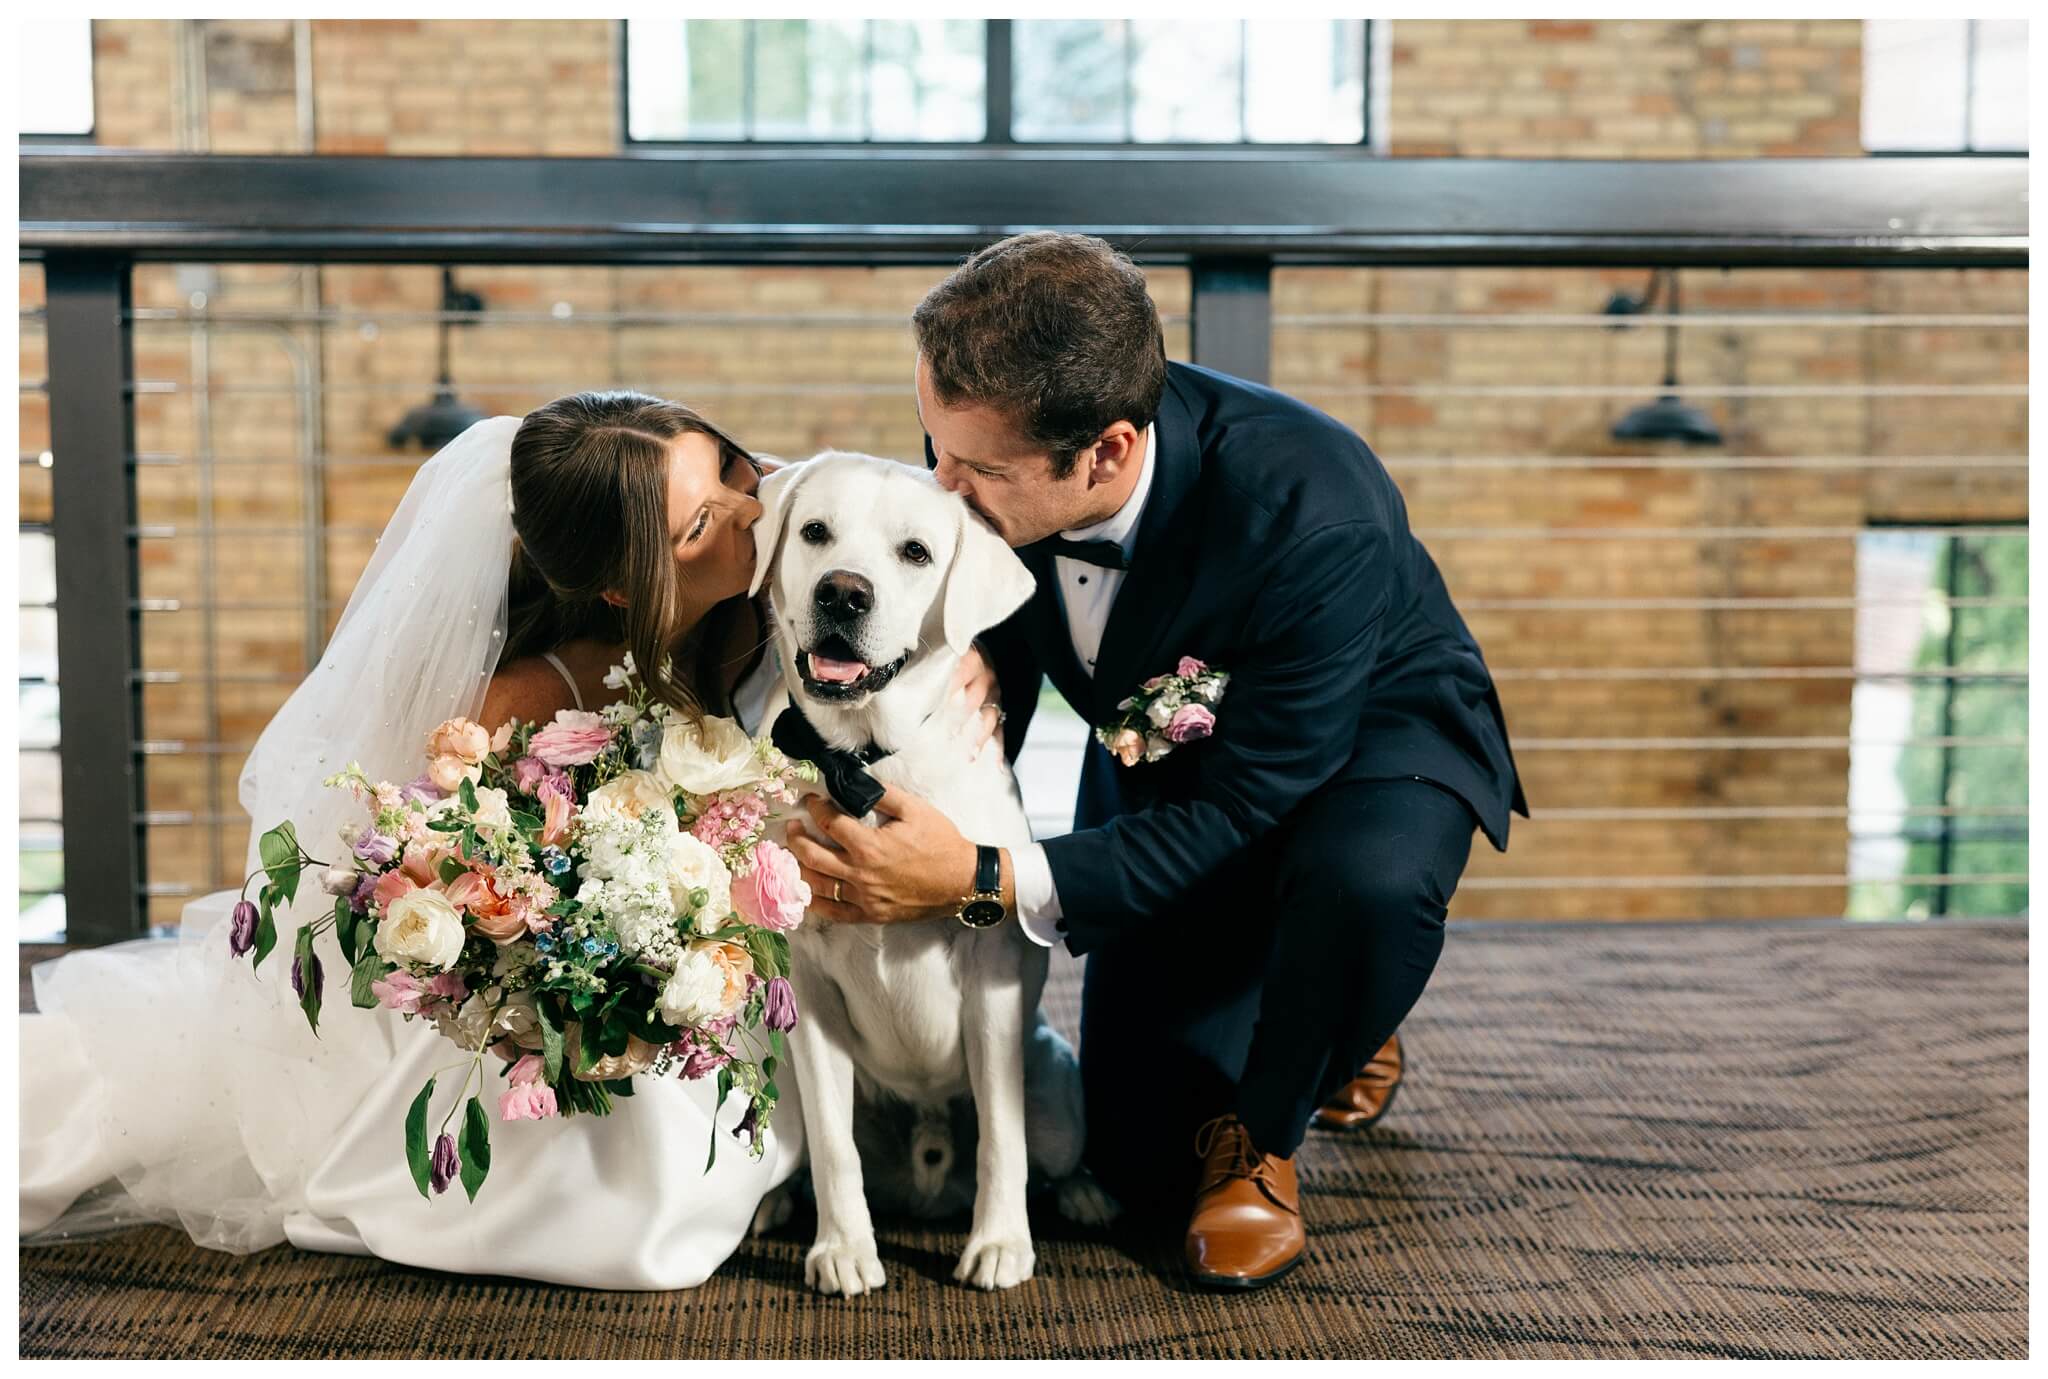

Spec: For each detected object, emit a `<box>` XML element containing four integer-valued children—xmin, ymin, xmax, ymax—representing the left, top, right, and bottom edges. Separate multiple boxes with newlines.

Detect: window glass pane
<box><xmin>1970</xmin><ymin>19</ymin><xmax>2030</xmax><ymax>151</ymax></box>
<box><xmin>1013</xmin><ymin>19</ymin><xmax>1128</xmax><ymax>140</ymax></box>
<box><xmin>18</xmin><ymin>18</ymin><xmax>93</xmax><ymax>136</ymax></box>
<box><xmin>752</xmin><ymin>18</ymin><xmax>865</xmax><ymax>140</ymax></box>
<box><xmin>625</xmin><ymin>18</ymin><xmax>689</xmax><ymax>142</ymax></box>
<box><xmin>1862</xmin><ymin>19</ymin><xmax>1970</xmax><ymax>151</ymax></box>
<box><xmin>652</xmin><ymin>19</ymin><xmax>745</xmax><ymax>140</ymax></box>
<box><xmin>1130</xmin><ymin>19</ymin><xmax>1244</xmax><ymax>141</ymax></box>
<box><xmin>870</xmin><ymin>19</ymin><xmax>985</xmax><ymax>140</ymax></box>
<box><xmin>1246</xmin><ymin>20</ymin><xmax>1365</xmax><ymax>143</ymax></box>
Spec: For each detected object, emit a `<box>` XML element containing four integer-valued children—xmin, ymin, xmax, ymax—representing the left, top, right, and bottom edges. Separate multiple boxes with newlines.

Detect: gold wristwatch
<box><xmin>957</xmin><ymin>844</ymin><xmax>1008</xmax><ymax>929</ymax></box>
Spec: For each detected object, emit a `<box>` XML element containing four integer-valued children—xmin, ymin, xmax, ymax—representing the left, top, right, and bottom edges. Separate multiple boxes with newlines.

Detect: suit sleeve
<box><xmin>1039</xmin><ymin>520</ymin><xmax>1387</xmax><ymax>955</ymax></box>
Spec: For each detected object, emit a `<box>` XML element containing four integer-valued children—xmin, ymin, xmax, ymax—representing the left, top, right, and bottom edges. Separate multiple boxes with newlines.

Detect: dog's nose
<box><xmin>813</xmin><ymin>570</ymin><xmax>874</xmax><ymax>618</ymax></box>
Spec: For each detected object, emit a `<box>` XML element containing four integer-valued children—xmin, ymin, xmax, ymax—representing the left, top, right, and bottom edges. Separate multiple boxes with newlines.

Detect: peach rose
<box><xmin>1110</xmin><ymin>728</ymin><xmax>1145</xmax><ymax>767</ymax></box>
<box><xmin>445</xmin><ymin>870</ymin><xmax>525</xmax><ymax>945</ymax></box>
<box><xmin>429</xmin><ymin>717</ymin><xmax>492</xmax><ymax>765</ymax></box>
<box><xmin>697</xmin><ymin>939</ymin><xmax>755</xmax><ymax>1017</ymax></box>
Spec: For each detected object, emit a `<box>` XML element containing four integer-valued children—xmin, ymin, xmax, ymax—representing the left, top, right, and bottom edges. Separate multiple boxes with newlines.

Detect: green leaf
<box><xmin>294</xmin><ymin>925</ymin><xmax>323</xmax><ymax>1036</ymax></box>
<box><xmin>458</xmin><ymin>1095</ymin><xmax>491</xmax><ymax>1201</ymax></box>
<box><xmin>260</xmin><ymin>824</ymin><xmax>303</xmax><ymax>905</ymax></box>
<box><xmin>333</xmin><ymin>895</ymin><xmax>357</xmax><ymax>964</ymax></box>
<box><xmin>459</xmin><ymin>777</ymin><xmax>479</xmax><ymax>813</ymax></box>
<box><xmin>707</xmin><ymin>1067</ymin><xmax>734</xmax><ymax>1173</ymax></box>
<box><xmin>427</xmin><ymin>817</ymin><xmax>464</xmax><ymax>833</ymax></box>
<box><xmin>762</xmin><ymin>1055</ymin><xmax>777</xmax><ymax>1084</ymax></box>
<box><xmin>350</xmin><ymin>950</ymin><xmax>387</xmax><ymax>1009</ymax></box>
<box><xmin>252</xmin><ymin>892</ymin><xmax>279</xmax><ymax>972</ymax></box>
<box><xmin>510</xmin><ymin>809</ymin><xmax>543</xmax><ymax>832</ymax></box>
<box><xmin>405</xmin><ymin>1077</ymin><xmax>437</xmax><ymax>1200</ymax></box>
<box><xmin>438</xmin><ymin>856</ymin><xmax>465</xmax><ymax>886</ymax></box>
<box><xmin>537</xmin><ymin>997</ymin><xmax>564</xmax><ymax>1083</ymax></box>
<box><xmin>574</xmin><ymin>1024</ymin><xmax>601</xmax><ymax>1076</ymax></box>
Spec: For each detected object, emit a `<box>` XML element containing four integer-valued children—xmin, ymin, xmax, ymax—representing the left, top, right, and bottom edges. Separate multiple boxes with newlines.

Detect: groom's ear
<box><xmin>747</xmin><ymin>458</ymin><xmax>817</xmax><ymax>600</ymax></box>
<box><xmin>941</xmin><ymin>502</ymin><xmax>1037</xmax><ymax>656</ymax></box>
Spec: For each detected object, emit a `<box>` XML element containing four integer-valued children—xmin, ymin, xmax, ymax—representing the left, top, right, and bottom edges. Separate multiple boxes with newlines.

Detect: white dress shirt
<box><xmin>1011</xmin><ymin>424</ymin><xmax>1157</xmax><ymax>948</ymax></box>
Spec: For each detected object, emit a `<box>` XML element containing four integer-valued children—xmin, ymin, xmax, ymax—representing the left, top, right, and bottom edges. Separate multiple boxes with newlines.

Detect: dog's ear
<box><xmin>941</xmin><ymin>503</ymin><xmax>1036</xmax><ymax>655</ymax></box>
<box><xmin>747</xmin><ymin>458</ymin><xmax>819</xmax><ymax>599</ymax></box>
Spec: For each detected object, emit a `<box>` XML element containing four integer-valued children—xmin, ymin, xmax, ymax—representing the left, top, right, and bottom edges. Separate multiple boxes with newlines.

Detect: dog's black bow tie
<box><xmin>1036</xmin><ymin>537</ymin><xmax>1129</xmax><ymax>571</ymax></box>
<box><xmin>771</xmin><ymin>705</ymin><xmax>890</xmax><ymax>817</ymax></box>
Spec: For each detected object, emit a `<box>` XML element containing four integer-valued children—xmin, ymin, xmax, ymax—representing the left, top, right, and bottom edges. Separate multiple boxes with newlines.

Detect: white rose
<box><xmin>1146</xmin><ymin>699</ymin><xmax>1177</xmax><ymax>728</ymax></box>
<box><xmin>583</xmin><ymin>770</ymin><xmax>676</xmax><ymax>828</ymax></box>
<box><xmin>1143</xmin><ymin>732</ymin><xmax>1173</xmax><ymax>763</ymax></box>
<box><xmin>1196</xmin><ymin>678</ymin><xmax>1224</xmax><ymax>704</ymax></box>
<box><xmin>656</xmin><ymin>715</ymin><xmax>764</xmax><ymax>797</ymax></box>
<box><xmin>471</xmin><ymin>785</ymin><xmax>513</xmax><ymax>830</ymax></box>
<box><xmin>375</xmin><ymin>887</ymin><xmax>467</xmax><ymax>971</ymax></box>
<box><xmin>666</xmin><ymin>831</ymin><xmax>734</xmax><ymax>934</ymax></box>
<box><xmin>659</xmin><ymin>947</ymin><xmax>730</xmax><ymax>1028</ymax></box>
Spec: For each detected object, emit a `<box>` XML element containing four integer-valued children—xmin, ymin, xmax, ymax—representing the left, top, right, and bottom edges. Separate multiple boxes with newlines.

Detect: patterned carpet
<box><xmin>17</xmin><ymin>921</ymin><xmax>2028</xmax><ymax>1360</ymax></box>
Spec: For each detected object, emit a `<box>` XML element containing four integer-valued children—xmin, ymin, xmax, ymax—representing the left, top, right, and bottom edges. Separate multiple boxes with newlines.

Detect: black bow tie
<box><xmin>771</xmin><ymin>705</ymin><xmax>890</xmax><ymax>817</ymax></box>
<box><xmin>1037</xmin><ymin>537</ymin><xmax>1129</xmax><ymax>571</ymax></box>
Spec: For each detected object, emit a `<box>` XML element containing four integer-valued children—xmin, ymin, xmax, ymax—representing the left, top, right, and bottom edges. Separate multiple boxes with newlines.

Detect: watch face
<box><xmin>959</xmin><ymin>898</ymin><xmax>1006</xmax><ymax>929</ymax></box>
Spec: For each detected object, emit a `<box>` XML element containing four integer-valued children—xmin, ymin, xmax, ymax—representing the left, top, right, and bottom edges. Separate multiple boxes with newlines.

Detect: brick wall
<box><xmin>24</xmin><ymin>20</ymin><xmax>2026</xmax><ymax>928</ymax></box>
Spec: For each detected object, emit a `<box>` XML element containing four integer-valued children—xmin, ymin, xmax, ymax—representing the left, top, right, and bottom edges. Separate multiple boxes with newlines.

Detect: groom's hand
<box><xmin>786</xmin><ymin>786</ymin><xmax>976</xmax><ymax>925</ymax></box>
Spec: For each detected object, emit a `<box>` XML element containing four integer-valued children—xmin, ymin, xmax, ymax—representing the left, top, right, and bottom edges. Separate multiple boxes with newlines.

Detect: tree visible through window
<box><xmin>1848</xmin><ymin>527</ymin><xmax>2027</xmax><ymax>919</ymax></box>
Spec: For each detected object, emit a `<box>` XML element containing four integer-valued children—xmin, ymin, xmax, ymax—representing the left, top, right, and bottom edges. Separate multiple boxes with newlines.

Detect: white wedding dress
<box><xmin>18</xmin><ymin>417</ymin><xmax>802</xmax><ymax>1290</ymax></box>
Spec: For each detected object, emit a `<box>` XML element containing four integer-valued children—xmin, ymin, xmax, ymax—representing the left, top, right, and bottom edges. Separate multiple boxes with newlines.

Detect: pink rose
<box><xmin>529</xmin><ymin>710</ymin><xmax>613</xmax><ymax>767</ymax></box>
<box><xmin>1141</xmin><ymin>675</ymin><xmax>1168</xmax><ymax>691</ymax></box>
<box><xmin>538</xmin><ymin>780</ymin><xmax>575</xmax><ymax>848</ymax></box>
<box><xmin>1166</xmin><ymin>704</ymin><xmax>1216</xmax><ymax>743</ymax></box>
<box><xmin>1176</xmin><ymin>656</ymin><xmax>1207</xmax><ymax>678</ymax></box>
<box><xmin>498</xmin><ymin>1083</ymin><xmax>559</xmax><ymax>1122</ymax></box>
<box><xmin>512</xmin><ymin>755</ymin><xmax>546</xmax><ymax>794</ymax></box>
<box><xmin>732</xmin><ymin>839</ymin><xmax>811</xmax><ymax>932</ymax></box>
<box><xmin>373</xmin><ymin>869</ymin><xmax>418</xmax><ymax>908</ymax></box>
<box><xmin>371</xmin><ymin>969</ymin><xmax>427</xmax><ymax>1014</ymax></box>
<box><xmin>1111</xmin><ymin>728</ymin><xmax>1145</xmax><ymax>767</ymax></box>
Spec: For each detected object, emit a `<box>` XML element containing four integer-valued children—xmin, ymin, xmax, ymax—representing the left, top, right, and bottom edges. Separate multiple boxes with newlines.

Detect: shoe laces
<box><xmin>1194</xmin><ymin>1115</ymin><xmax>1281</xmax><ymax>1194</ymax></box>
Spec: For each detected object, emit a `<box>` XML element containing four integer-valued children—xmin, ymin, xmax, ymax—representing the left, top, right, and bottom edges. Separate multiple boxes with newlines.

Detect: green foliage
<box><xmin>458</xmin><ymin>1095</ymin><xmax>491</xmax><ymax>1201</ymax></box>
<box><xmin>404</xmin><ymin>1077</ymin><xmax>437</xmax><ymax>1200</ymax></box>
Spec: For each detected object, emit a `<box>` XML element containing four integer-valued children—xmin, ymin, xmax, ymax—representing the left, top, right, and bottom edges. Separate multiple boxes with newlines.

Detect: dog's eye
<box><xmin>800</xmin><ymin>520</ymin><xmax>830</xmax><ymax>545</ymax></box>
<box><xmin>900</xmin><ymin>540</ymin><xmax>931</xmax><ymax>566</ymax></box>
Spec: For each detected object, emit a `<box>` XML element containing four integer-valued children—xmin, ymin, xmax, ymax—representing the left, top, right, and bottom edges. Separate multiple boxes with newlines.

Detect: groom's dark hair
<box><xmin>913</xmin><ymin>231</ymin><xmax>1168</xmax><ymax>480</ymax></box>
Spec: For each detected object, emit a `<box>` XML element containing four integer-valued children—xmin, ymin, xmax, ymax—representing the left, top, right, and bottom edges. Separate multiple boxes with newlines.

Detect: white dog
<box><xmin>748</xmin><ymin>452</ymin><xmax>1114</xmax><ymax>1295</ymax></box>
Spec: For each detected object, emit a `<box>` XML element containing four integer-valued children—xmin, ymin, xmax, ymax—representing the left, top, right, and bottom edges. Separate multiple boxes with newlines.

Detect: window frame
<box><xmin>618</xmin><ymin>18</ymin><xmax>1376</xmax><ymax>154</ymax></box>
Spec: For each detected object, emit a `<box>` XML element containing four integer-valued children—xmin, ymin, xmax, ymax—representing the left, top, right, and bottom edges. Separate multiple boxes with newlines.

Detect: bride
<box><xmin>19</xmin><ymin>391</ymin><xmax>993</xmax><ymax>1289</ymax></box>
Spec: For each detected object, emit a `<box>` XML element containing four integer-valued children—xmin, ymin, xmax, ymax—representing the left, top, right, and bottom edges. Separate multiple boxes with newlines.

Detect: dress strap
<box><xmin>540</xmin><ymin>651</ymin><xmax>584</xmax><ymax>712</ymax></box>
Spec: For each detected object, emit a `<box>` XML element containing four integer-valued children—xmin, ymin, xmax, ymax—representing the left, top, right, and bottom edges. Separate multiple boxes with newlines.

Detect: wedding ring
<box><xmin>834</xmin><ymin>881</ymin><xmax>843</xmax><ymax>902</ymax></box>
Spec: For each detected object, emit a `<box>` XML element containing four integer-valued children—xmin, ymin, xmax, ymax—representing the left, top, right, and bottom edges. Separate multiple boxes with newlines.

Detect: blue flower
<box><xmin>541</xmin><ymin>846</ymin><xmax>571</xmax><ymax>876</ymax></box>
<box><xmin>535</xmin><ymin>933</ymin><xmax>556</xmax><ymax>954</ymax></box>
<box><xmin>581</xmin><ymin>936</ymin><xmax>601</xmax><ymax>955</ymax></box>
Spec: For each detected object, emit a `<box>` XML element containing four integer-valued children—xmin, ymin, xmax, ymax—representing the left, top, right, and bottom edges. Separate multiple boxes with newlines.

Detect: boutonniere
<box><xmin>1095</xmin><ymin>656</ymin><xmax>1229</xmax><ymax>766</ymax></box>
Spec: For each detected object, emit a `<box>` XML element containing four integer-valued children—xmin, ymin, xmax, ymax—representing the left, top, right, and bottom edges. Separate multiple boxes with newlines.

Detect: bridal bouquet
<box><xmin>231</xmin><ymin>655</ymin><xmax>819</xmax><ymax>1201</ymax></box>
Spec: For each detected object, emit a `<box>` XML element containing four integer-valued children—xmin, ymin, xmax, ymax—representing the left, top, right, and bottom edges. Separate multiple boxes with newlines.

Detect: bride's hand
<box><xmin>952</xmin><ymin>642</ymin><xmax>1002</xmax><ymax>758</ymax></box>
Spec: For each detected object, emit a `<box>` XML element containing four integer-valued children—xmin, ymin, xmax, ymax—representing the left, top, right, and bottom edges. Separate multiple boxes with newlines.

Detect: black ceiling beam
<box><xmin>19</xmin><ymin>149</ymin><xmax>2028</xmax><ymax>267</ymax></box>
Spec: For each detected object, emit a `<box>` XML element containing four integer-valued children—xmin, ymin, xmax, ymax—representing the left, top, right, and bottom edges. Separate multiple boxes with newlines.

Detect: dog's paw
<box><xmin>805</xmin><ymin>1235</ymin><xmax>887</xmax><ymax>1297</ymax></box>
<box><xmin>955</xmin><ymin>1232</ymin><xmax>1036</xmax><ymax>1290</ymax></box>
<box><xmin>1054</xmin><ymin>1170</ymin><xmax>1122</xmax><ymax>1228</ymax></box>
<box><xmin>750</xmin><ymin>1183</ymin><xmax>797</xmax><ymax>1238</ymax></box>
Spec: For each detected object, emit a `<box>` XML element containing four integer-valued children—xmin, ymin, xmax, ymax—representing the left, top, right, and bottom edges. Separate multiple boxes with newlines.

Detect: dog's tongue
<box><xmin>809</xmin><ymin>654</ymin><xmax>869</xmax><ymax>684</ymax></box>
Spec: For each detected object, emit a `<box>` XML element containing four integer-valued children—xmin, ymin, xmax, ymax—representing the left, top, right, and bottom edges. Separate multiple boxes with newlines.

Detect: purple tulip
<box><xmin>350</xmin><ymin>872</ymin><xmax>378</xmax><ymax>913</ymax></box>
<box><xmin>229</xmin><ymin>900</ymin><xmax>258</xmax><ymax>957</ymax></box>
<box><xmin>291</xmin><ymin>950</ymin><xmax>323</xmax><ymax>999</ymax></box>
<box><xmin>430</xmin><ymin>1133</ymin><xmax>460</xmax><ymax>1194</ymax></box>
<box><xmin>353</xmin><ymin>829</ymin><xmax>399</xmax><ymax>865</ymax></box>
<box><xmin>762</xmin><ymin>977</ymin><xmax>798</xmax><ymax>1033</ymax></box>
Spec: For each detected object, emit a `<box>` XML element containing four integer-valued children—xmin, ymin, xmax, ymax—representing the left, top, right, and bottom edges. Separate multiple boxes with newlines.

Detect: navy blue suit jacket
<box><xmin>937</xmin><ymin>362</ymin><xmax>1528</xmax><ymax>956</ymax></box>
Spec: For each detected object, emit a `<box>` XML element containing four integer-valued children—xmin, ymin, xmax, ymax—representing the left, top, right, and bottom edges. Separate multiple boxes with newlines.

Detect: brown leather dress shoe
<box><xmin>1184</xmin><ymin>1115</ymin><xmax>1304</xmax><ymax>1290</ymax></box>
<box><xmin>1315</xmin><ymin>1032</ymin><xmax>1403</xmax><ymax>1131</ymax></box>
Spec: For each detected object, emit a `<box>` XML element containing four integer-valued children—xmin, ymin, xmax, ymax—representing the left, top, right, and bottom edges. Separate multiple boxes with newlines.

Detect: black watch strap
<box><xmin>973</xmin><ymin>844</ymin><xmax>1001</xmax><ymax>896</ymax></box>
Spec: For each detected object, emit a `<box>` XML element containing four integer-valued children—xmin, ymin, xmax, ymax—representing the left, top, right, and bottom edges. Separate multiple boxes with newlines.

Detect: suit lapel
<box><xmin>1087</xmin><ymin>376</ymin><xmax>1204</xmax><ymax>722</ymax></box>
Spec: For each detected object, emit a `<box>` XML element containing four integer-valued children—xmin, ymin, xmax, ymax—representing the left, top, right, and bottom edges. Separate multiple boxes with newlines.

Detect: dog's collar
<box><xmin>771</xmin><ymin>704</ymin><xmax>892</xmax><ymax>817</ymax></box>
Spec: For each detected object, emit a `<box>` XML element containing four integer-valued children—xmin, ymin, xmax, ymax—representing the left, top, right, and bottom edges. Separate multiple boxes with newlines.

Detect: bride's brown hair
<box><xmin>506</xmin><ymin>390</ymin><xmax>757</xmax><ymax>716</ymax></box>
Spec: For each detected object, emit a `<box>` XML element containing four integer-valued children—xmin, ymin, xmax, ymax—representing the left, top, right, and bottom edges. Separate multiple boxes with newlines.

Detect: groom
<box><xmin>782</xmin><ymin>231</ymin><xmax>1527</xmax><ymax>1290</ymax></box>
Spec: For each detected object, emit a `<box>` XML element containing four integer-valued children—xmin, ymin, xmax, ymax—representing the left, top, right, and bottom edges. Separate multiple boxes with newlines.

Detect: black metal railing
<box><xmin>18</xmin><ymin>151</ymin><xmax>2030</xmax><ymax>941</ymax></box>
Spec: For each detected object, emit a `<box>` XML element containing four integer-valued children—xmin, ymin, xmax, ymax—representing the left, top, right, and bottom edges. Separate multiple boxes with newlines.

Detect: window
<box><xmin>1847</xmin><ymin>527</ymin><xmax>2028</xmax><ymax>919</ymax></box>
<box><xmin>17</xmin><ymin>18</ymin><xmax>94</xmax><ymax>140</ymax></box>
<box><xmin>1012</xmin><ymin>19</ymin><xmax>1367</xmax><ymax>144</ymax></box>
<box><xmin>625</xmin><ymin>19</ymin><xmax>1374</xmax><ymax>147</ymax></box>
<box><xmin>1863</xmin><ymin>19</ymin><xmax>2028</xmax><ymax>152</ymax></box>
<box><xmin>626</xmin><ymin>19</ymin><xmax>986</xmax><ymax>142</ymax></box>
